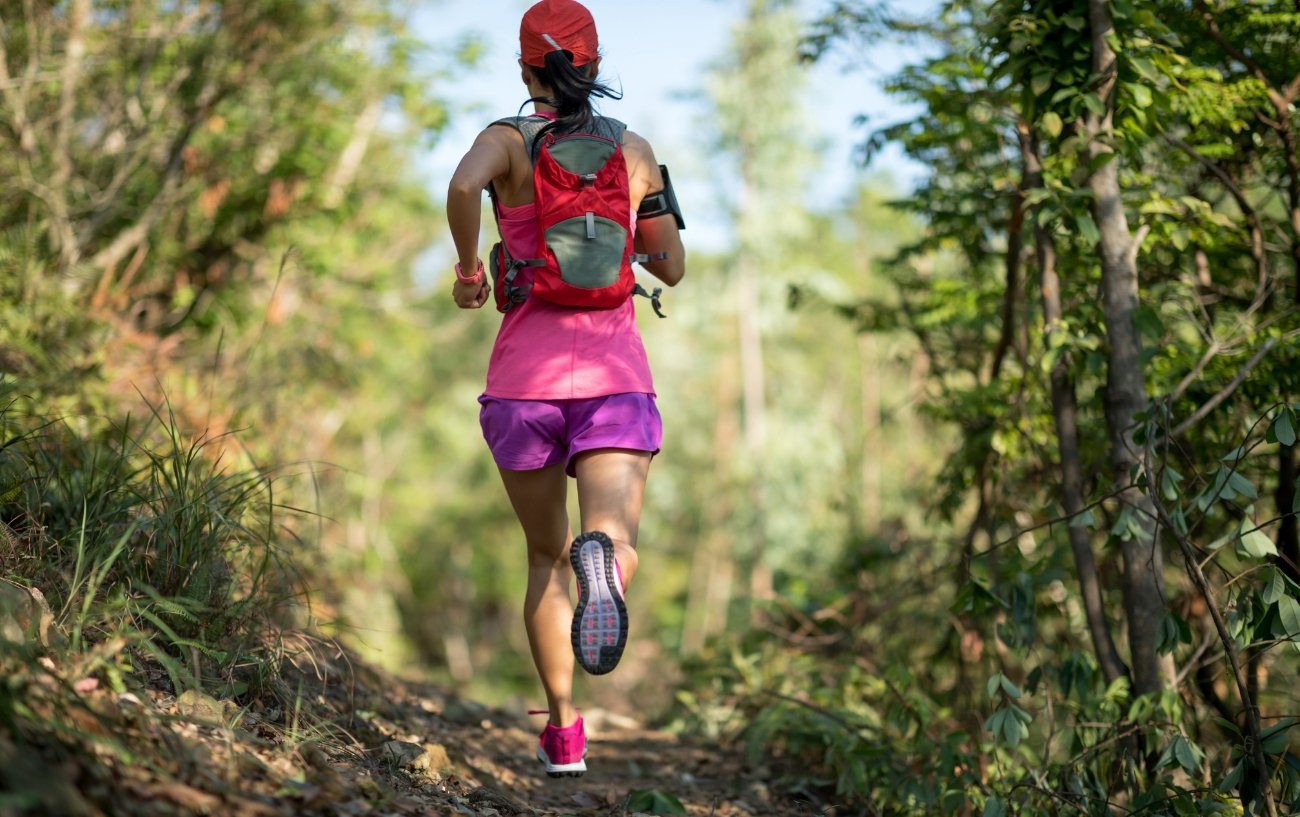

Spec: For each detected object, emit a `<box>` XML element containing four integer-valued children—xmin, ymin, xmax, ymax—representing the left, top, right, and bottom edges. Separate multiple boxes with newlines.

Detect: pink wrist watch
<box><xmin>455</xmin><ymin>259</ymin><xmax>484</xmax><ymax>285</ymax></box>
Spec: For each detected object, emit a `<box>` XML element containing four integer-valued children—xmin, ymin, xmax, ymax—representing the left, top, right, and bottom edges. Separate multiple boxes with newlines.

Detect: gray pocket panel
<box><xmin>546</xmin><ymin>216</ymin><xmax>627</xmax><ymax>289</ymax></box>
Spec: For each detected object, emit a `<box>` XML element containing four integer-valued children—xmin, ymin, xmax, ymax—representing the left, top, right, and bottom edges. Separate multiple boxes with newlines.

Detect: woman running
<box><xmin>445</xmin><ymin>0</ymin><xmax>685</xmax><ymax>778</ymax></box>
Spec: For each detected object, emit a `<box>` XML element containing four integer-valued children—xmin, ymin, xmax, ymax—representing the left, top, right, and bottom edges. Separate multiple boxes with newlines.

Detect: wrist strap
<box><xmin>455</xmin><ymin>259</ymin><xmax>484</xmax><ymax>284</ymax></box>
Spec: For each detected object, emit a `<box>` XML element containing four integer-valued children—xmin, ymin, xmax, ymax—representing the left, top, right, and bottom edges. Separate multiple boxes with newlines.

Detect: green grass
<box><xmin>0</xmin><ymin>378</ymin><xmax>301</xmax><ymax>704</ymax></box>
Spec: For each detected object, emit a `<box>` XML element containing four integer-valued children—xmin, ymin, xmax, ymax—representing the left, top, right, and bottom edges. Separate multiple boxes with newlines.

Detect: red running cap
<box><xmin>520</xmin><ymin>0</ymin><xmax>598</xmax><ymax>67</ymax></box>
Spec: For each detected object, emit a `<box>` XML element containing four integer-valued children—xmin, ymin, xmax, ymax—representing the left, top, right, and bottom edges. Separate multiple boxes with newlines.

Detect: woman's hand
<box><xmin>453</xmin><ymin>278</ymin><xmax>491</xmax><ymax>309</ymax></box>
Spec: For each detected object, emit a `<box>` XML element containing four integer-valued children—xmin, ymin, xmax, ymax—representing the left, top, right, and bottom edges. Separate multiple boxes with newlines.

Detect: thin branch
<box><xmin>1167</xmin><ymin>340</ymin><xmax>1222</xmax><ymax>406</ymax></box>
<box><xmin>1170</xmin><ymin>338</ymin><xmax>1279</xmax><ymax>438</ymax></box>
<box><xmin>1149</xmin><ymin>479</ymin><xmax>1276</xmax><ymax>817</ymax></box>
<box><xmin>1193</xmin><ymin>0</ymin><xmax>1288</xmax><ymax>112</ymax></box>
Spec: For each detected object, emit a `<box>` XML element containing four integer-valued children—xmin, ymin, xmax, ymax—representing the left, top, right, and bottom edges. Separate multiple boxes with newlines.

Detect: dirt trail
<box><xmin>335</xmin><ymin>658</ymin><xmax>806</xmax><ymax>817</ymax></box>
<box><xmin>2</xmin><ymin>639</ymin><xmax>814</xmax><ymax>817</ymax></box>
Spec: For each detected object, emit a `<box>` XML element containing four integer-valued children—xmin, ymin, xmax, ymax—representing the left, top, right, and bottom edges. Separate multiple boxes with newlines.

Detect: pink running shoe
<box><xmin>570</xmin><ymin>531</ymin><xmax>628</xmax><ymax>675</ymax></box>
<box><xmin>534</xmin><ymin>714</ymin><xmax>587</xmax><ymax>778</ymax></box>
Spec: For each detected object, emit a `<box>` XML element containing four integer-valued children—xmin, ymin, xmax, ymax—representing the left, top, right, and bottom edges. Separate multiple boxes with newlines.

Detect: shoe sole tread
<box><xmin>569</xmin><ymin>531</ymin><xmax>628</xmax><ymax>675</ymax></box>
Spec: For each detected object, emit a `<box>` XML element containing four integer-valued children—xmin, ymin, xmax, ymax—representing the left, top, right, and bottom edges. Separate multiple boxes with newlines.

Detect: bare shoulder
<box><xmin>480</xmin><ymin>121</ymin><xmax>525</xmax><ymax>150</ymax></box>
<box><xmin>622</xmin><ymin>129</ymin><xmax>664</xmax><ymax>200</ymax></box>
<box><xmin>621</xmin><ymin>129</ymin><xmax>657</xmax><ymax>165</ymax></box>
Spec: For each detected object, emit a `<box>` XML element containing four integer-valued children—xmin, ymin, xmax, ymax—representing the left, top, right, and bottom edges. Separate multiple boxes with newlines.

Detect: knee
<box><xmin>526</xmin><ymin>539</ymin><xmax>569</xmax><ymax>571</ymax></box>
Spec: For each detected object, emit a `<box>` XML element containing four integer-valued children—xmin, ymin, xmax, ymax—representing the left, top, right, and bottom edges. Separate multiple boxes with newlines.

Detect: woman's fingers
<box><xmin>453</xmin><ymin>281</ymin><xmax>491</xmax><ymax>309</ymax></box>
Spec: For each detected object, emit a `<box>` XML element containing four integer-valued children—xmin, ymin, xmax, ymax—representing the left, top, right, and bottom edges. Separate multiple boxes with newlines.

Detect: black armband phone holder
<box><xmin>636</xmin><ymin>164</ymin><xmax>685</xmax><ymax>230</ymax></box>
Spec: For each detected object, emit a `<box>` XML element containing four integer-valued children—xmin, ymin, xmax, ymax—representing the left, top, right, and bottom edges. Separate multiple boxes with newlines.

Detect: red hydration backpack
<box><xmin>487</xmin><ymin>114</ymin><xmax>664</xmax><ymax>316</ymax></box>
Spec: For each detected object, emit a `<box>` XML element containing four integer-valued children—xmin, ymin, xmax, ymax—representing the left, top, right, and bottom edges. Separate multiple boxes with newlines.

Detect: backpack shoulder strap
<box><xmin>489</xmin><ymin>115</ymin><xmax>552</xmax><ymax>160</ymax></box>
<box><xmin>588</xmin><ymin>116</ymin><xmax>627</xmax><ymax>145</ymax></box>
<box><xmin>485</xmin><ymin>115</ymin><xmax>551</xmax><ymax>221</ymax></box>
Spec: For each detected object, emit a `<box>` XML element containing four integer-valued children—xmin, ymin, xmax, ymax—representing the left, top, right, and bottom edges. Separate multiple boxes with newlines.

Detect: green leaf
<box><xmin>1068</xmin><ymin>508</ymin><xmax>1095</xmax><ymax>529</ymax></box>
<box><xmin>1220</xmin><ymin>759</ymin><xmax>1244</xmax><ymax>792</ymax></box>
<box><xmin>998</xmin><ymin>704</ymin><xmax>1032</xmax><ymax>747</ymax></box>
<box><xmin>1262</xmin><ymin>568</ymin><xmax>1288</xmax><ymax>605</ymax></box>
<box><xmin>1173</xmin><ymin>735</ymin><xmax>1201</xmax><ymax>774</ymax></box>
<box><xmin>1157</xmin><ymin>612</ymin><xmax>1191</xmax><ymax>655</ymax></box>
<box><xmin>1031</xmin><ymin>70</ymin><xmax>1052</xmax><ymax>97</ymax></box>
<box><xmin>1082</xmin><ymin>92</ymin><xmax>1105</xmax><ymax>116</ymax></box>
<box><xmin>1261</xmin><ymin>718</ymin><xmax>1296</xmax><ymax>755</ymax></box>
<box><xmin>1221</xmin><ymin>446</ymin><xmax>1248</xmax><ymax>462</ymax></box>
<box><xmin>1278</xmin><ymin>597</ymin><xmax>1300</xmax><ymax>654</ymax></box>
<box><xmin>626</xmin><ymin>789</ymin><xmax>687</xmax><ymax>815</ymax></box>
<box><xmin>983</xmin><ymin>796</ymin><xmax>1007</xmax><ymax>817</ymax></box>
<box><xmin>1274</xmin><ymin>408</ymin><xmax>1297</xmax><ymax>447</ymax></box>
<box><xmin>1211</xmin><ymin>716</ymin><xmax>1242</xmax><ymax>738</ymax></box>
<box><xmin>1226</xmin><ymin>471</ymin><xmax>1258</xmax><ymax>501</ymax></box>
<box><xmin>1000</xmin><ymin>674</ymin><xmax>1023</xmax><ymax>699</ymax></box>
<box><xmin>1238</xmin><ymin>521</ymin><xmax>1277</xmax><ymax>559</ymax></box>
<box><xmin>1086</xmin><ymin>151</ymin><xmax>1118</xmax><ymax>176</ymax></box>
<box><xmin>1127</xmin><ymin>82</ymin><xmax>1153</xmax><ymax>109</ymax></box>
<box><xmin>1050</xmin><ymin>87</ymin><xmax>1078</xmax><ymax>105</ymax></box>
<box><xmin>1160</xmin><ymin>466</ymin><xmax>1183</xmax><ymax>501</ymax></box>
<box><xmin>1077</xmin><ymin>212</ymin><xmax>1100</xmax><ymax>245</ymax></box>
<box><xmin>987</xmin><ymin>673</ymin><xmax>1002</xmax><ymax>699</ymax></box>
<box><xmin>984</xmin><ymin>709</ymin><xmax>1007</xmax><ymax>739</ymax></box>
<box><xmin>952</xmin><ymin>581</ymin><xmax>1008</xmax><ymax>615</ymax></box>
<box><xmin>1042</xmin><ymin>111</ymin><xmax>1063</xmax><ymax>138</ymax></box>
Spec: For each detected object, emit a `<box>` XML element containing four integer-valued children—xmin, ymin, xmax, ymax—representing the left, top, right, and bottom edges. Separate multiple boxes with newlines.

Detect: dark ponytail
<box><xmin>522</xmin><ymin>50</ymin><xmax>621</xmax><ymax>152</ymax></box>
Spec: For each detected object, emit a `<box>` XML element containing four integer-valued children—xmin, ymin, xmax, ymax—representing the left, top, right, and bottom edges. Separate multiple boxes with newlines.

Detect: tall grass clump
<box><xmin>0</xmin><ymin>378</ymin><xmax>302</xmax><ymax>699</ymax></box>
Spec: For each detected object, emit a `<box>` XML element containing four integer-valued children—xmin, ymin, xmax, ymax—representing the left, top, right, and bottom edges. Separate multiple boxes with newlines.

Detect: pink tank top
<box><xmin>483</xmin><ymin>198</ymin><xmax>655</xmax><ymax>400</ymax></box>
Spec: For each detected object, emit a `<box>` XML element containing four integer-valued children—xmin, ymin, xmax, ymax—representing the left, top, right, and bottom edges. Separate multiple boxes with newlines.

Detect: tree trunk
<box><xmin>682</xmin><ymin>351</ymin><xmax>741</xmax><ymax>653</ymax></box>
<box><xmin>1277</xmin><ymin>110</ymin><xmax>1300</xmax><ymax>303</ymax></box>
<box><xmin>1021</xmin><ymin>124</ymin><xmax>1129</xmax><ymax>684</ymax></box>
<box><xmin>1085</xmin><ymin>0</ymin><xmax>1171</xmax><ymax>696</ymax></box>
<box><xmin>990</xmin><ymin>184</ymin><xmax>1026</xmax><ymax>381</ymax></box>
<box><xmin>1279</xmin><ymin>443</ymin><xmax>1299</xmax><ymax>583</ymax></box>
<box><xmin>736</xmin><ymin>133</ymin><xmax>771</xmax><ymax>616</ymax></box>
<box><xmin>859</xmin><ymin>333</ymin><xmax>881</xmax><ymax>530</ymax></box>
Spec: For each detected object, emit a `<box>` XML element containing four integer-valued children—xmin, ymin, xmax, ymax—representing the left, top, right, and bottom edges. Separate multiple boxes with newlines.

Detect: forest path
<box><xmin>3</xmin><ymin>630</ymin><xmax>812</xmax><ymax>817</ymax></box>
<box><xmin>334</xmin><ymin>657</ymin><xmax>802</xmax><ymax>817</ymax></box>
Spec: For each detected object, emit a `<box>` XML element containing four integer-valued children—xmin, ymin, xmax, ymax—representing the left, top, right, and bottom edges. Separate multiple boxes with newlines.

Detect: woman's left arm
<box><xmin>447</xmin><ymin>128</ymin><xmax>513</xmax><ymax>308</ymax></box>
<box><xmin>625</xmin><ymin>132</ymin><xmax>685</xmax><ymax>287</ymax></box>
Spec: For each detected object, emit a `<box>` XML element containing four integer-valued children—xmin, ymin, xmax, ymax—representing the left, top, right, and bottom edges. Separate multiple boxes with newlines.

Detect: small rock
<box><xmin>410</xmin><ymin>742</ymin><xmax>454</xmax><ymax>780</ymax></box>
<box><xmin>0</xmin><ymin>580</ymin><xmax>61</xmax><ymax>647</ymax></box>
<box><xmin>176</xmin><ymin>690</ymin><xmax>225</xmax><ymax>723</ymax></box>
<box><xmin>380</xmin><ymin>740</ymin><xmax>424</xmax><ymax>768</ymax></box>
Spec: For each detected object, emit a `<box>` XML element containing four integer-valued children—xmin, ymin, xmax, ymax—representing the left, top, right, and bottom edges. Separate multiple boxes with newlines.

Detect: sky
<box><xmin>413</xmin><ymin>0</ymin><xmax>936</xmax><ymax>254</ymax></box>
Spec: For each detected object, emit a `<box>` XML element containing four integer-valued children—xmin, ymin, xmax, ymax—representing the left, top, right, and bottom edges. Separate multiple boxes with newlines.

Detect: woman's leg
<box><xmin>497</xmin><ymin>463</ymin><xmax>577</xmax><ymax>727</ymax></box>
<box><xmin>573</xmin><ymin>449</ymin><xmax>653</xmax><ymax>589</ymax></box>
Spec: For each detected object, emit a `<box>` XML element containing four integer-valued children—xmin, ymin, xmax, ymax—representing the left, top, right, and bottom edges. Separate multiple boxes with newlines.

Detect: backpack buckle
<box><xmin>633</xmin><ymin>283</ymin><xmax>666</xmax><ymax>319</ymax></box>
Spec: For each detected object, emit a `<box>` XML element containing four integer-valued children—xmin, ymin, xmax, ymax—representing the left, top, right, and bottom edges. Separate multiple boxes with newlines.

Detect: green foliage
<box><xmin>673</xmin><ymin>0</ymin><xmax>1300</xmax><ymax>814</ymax></box>
<box><xmin>626</xmin><ymin>789</ymin><xmax>687</xmax><ymax>815</ymax></box>
<box><xmin>0</xmin><ymin>383</ymin><xmax>296</xmax><ymax>689</ymax></box>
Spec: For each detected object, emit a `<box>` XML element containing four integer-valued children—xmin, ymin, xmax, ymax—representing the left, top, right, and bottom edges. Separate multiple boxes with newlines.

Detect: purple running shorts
<box><xmin>478</xmin><ymin>392</ymin><xmax>662</xmax><ymax>477</ymax></box>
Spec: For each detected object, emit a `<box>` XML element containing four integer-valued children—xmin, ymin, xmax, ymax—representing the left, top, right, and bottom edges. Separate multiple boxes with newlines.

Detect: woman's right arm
<box><xmin>447</xmin><ymin>128</ymin><xmax>513</xmax><ymax>308</ymax></box>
